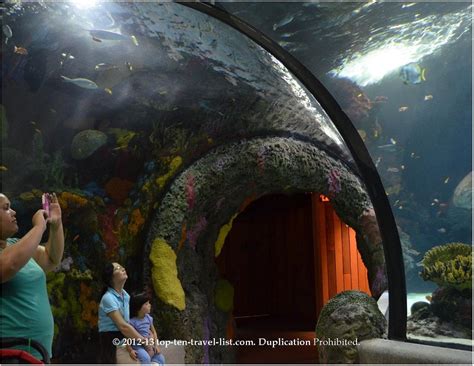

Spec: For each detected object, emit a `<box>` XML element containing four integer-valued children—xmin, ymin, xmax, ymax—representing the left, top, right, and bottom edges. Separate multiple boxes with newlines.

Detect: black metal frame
<box><xmin>180</xmin><ymin>1</ymin><xmax>407</xmax><ymax>340</ymax></box>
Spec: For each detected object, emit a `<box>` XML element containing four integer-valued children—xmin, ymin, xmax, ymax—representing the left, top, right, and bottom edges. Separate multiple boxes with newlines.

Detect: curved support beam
<box><xmin>179</xmin><ymin>1</ymin><xmax>406</xmax><ymax>340</ymax></box>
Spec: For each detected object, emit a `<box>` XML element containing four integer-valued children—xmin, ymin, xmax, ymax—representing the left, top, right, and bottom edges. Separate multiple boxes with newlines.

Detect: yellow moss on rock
<box><xmin>215</xmin><ymin>214</ymin><xmax>237</xmax><ymax>257</ymax></box>
<box><xmin>150</xmin><ymin>237</ymin><xmax>186</xmax><ymax>310</ymax></box>
<box><xmin>214</xmin><ymin>279</ymin><xmax>234</xmax><ymax>312</ymax></box>
<box><xmin>156</xmin><ymin>156</ymin><xmax>183</xmax><ymax>189</ymax></box>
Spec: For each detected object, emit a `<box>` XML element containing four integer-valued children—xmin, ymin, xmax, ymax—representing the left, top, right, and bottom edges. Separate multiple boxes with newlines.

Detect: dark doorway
<box><xmin>216</xmin><ymin>193</ymin><xmax>319</xmax><ymax>363</ymax></box>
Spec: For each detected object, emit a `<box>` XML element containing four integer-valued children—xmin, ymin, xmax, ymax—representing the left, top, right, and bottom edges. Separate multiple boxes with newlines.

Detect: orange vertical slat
<box><xmin>319</xmin><ymin>201</ymin><xmax>329</xmax><ymax>305</ymax></box>
<box><xmin>341</xmin><ymin>223</ymin><xmax>351</xmax><ymax>290</ymax></box>
<box><xmin>333</xmin><ymin>211</ymin><xmax>344</xmax><ymax>294</ymax></box>
<box><xmin>349</xmin><ymin>229</ymin><xmax>359</xmax><ymax>289</ymax></box>
<box><xmin>311</xmin><ymin>195</ymin><xmax>322</xmax><ymax>316</ymax></box>
<box><xmin>325</xmin><ymin>204</ymin><xmax>337</xmax><ymax>298</ymax></box>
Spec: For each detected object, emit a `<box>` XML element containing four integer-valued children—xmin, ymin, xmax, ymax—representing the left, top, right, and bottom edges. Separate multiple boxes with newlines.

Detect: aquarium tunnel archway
<box><xmin>9</xmin><ymin>1</ymin><xmax>471</xmax><ymax>363</ymax></box>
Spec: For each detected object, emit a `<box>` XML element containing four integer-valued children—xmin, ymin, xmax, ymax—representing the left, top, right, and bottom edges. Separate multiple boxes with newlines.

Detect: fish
<box><xmin>95</xmin><ymin>63</ymin><xmax>118</xmax><ymax>71</ymax></box>
<box><xmin>61</xmin><ymin>75</ymin><xmax>99</xmax><ymax>89</ymax></box>
<box><xmin>273</xmin><ymin>15</ymin><xmax>295</xmax><ymax>31</ymax></box>
<box><xmin>13</xmin><ymin>46</ymin><xmax>28</xmax><ymax>55</ymax></box>
<box><xmin>125</xmin><ymin>62</ymin><xmax>133</xmax><ymax>71</ymax></box>
<box><xmin>375</xmin><ymin>156</ymin><xmax>382</xmax><ymax>167</ymax></box>
<box><xmin>443</xmin><ymin>177</ymin><xmax>450</xmax><ymax>184</ymax></box>
<box><xmin>387</xmin><ymin>167</ymin><xmax>400</xmax><ymax>173</ymax></box>
<box><xmin>3</xmin><ymin>25</ymin><xmax>12</xmax><ymax>44</ymax></box>
<box><xmin>424</xmin><ymin>94</ymin><xmax>433</xmax><ymax>101</ymax></box>
<box><xmin>374</xmin><ymin>96</ymin><xmax>388</xmax><ymax>103</ymax></box>
<box><xmin>386</xmin><ymin>184</ymin><xmax>401</xmax><ymax>195</ymax></box>
<box><xmin>61</xmin><ymin>52</ymin><xmax>75</xmax><ymax>60</ymax></box>
<box><xmin>0</xmin><ymin>165</ymin><xmax>8</xmax><ymax>171</ymax></box>
<box><xmin>281</xmin><ymin>32</ymin><xmax>297</xmax><ymax>38</ymax></box>
<box><xmin>398</xmin><ymin>106</ymin><xmax>409</xmax><ymax>112</ymax></box>
<box><xmin>390</xmin><ymin>138</ymin><xmax>397</xmax><ymax>145</ymax></box>
<box><xmin>89</xmin><ymin>29</ymin><xmax>129</xmax><ymax>41</ymax></box>
<box><xmin>437</xmin><ymin>228</ymin><xmax>446</xmax><ymax>234</ymax></box>
<box><xmin>89</xmin><ymin>29</ymin><xmax>138</xmax><ymax>46</ymax></box>
<box><xmin>104</xmin><ymin>88</ymin><xmax>112</xmax><ymax>95</ymax></box>
<box><xmin>400</xmin><ymin>63</ymin><xmax>426</xmax><ymax>84</ymax></box>
<box><xmin>131</xmin><ymin>35</ymin><xmax>139</xmax><ymax>46</ymax></box>
<box><xmin>377</xmin><ymin>144</ymin><xmax>397</xmax><ymax>151</ymax></box>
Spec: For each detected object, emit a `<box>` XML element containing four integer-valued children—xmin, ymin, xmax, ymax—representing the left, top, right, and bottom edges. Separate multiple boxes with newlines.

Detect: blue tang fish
<box><xmin>400</xmin><ymin>63</ymin><xmax>426</xmax><ymax>84</ymax></box>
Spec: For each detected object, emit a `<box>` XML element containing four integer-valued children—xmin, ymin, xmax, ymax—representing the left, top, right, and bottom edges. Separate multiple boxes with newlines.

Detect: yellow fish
<box><xmin>14</xmin><ymin>45</ymin><xmax>28</xmax><ymax>55</ymax></box>
<box><xmin>131</xmin><ymin>35</ymin><xmax>139</xmax><ymax>46</ymax></box>
<box><xmin>104</xmin><ymin>88</ymin><xmax>113</xmax><ymax>95</ymax></box>
<box><xmin>0</xmin><ymin>165</ymin><xmax>7</xmax><ymax>171</ymax></box>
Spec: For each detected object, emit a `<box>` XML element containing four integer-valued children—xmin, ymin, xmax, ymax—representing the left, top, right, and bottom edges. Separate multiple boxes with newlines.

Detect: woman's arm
<box><xmin>108</xmin><ymin>310</ymin><xmax>147</xmax><ymax>341</ymax></box>
<box><xmin>150</xmin><ymin>323</ymin><xmax>161</xmax><ymax>353</ymax></box>
<box><xmin>34</xmin><ymin>193</ymin><xmax>64</xmax><ymax>272</ymax></box>
<box><xmin>0</xmin><ymin>210</ymin><xmax>47</xmax><ymax>283</ymax></box>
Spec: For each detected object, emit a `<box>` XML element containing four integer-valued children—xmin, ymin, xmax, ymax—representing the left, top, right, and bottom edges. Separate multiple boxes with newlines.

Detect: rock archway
<box><xmin>144</xmin><ymin>136</ymin><xmax>387</xmax><ymax>363</ymax></box>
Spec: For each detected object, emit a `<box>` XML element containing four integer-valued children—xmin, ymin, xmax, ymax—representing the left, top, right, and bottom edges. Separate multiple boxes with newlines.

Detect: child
<box><xmin>129</xmin><ymin>292</ymin><xmax>166</xmax><ymax>365</ymax></box>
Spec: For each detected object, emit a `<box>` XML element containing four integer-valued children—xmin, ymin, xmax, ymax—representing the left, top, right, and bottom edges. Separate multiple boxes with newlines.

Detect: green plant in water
<box><xmin>420</xmin><ymin>242</ymin><xmax>472</xmax><ymax>291</ymax></box>
<box><xmin>44</xmin><ymin>150</ymin><xmax>66</xmax><ymax>189</ymax></box>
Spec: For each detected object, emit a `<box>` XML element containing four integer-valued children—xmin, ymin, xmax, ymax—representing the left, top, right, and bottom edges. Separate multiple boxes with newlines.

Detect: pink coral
<box><xmin>186</xmin><ymin>174</ymin><xmax>196</xmax><ymax>210</ymax></box>
<box><xmin>187</xmin><ymin>217</ymin><xmax>207</xmax><ymax>249</ymax></box>
<box><xmin>99</xmin><ymin>206</ymin><xmax>119</xmax><ymax>260</ymax></box>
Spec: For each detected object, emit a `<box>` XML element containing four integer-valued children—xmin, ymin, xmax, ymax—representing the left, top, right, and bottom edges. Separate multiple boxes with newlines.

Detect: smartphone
<box><xmin>42</xmin><ymin>193</ymin><xmax>50</xmax><ymax>217</ymax></box>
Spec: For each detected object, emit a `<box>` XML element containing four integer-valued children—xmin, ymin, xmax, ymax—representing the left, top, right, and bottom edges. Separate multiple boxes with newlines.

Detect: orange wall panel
<box><xmin>312</xmin><ymin>195</ymin><xmax>371</xmax><ymax>317</ymax></box>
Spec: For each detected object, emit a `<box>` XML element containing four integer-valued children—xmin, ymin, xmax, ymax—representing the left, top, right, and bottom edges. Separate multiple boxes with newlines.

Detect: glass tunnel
<box><xmin>0</xmin><ymin>1</ymin><xmax>471</xmax><ymax>364</ymax></box>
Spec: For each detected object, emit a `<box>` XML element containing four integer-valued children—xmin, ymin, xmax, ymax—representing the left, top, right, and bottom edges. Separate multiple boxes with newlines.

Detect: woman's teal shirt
<box><xmin>0</xmin><ymin>238</ymin><xmax>54</xmax><ymax>359</ymax></box>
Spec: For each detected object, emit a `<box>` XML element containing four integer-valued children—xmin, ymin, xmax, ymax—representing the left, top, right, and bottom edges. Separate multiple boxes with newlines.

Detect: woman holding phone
<box><xmin>0</xmin><ymin>192</ymin><xmax>64</xmax><ymax>361</ymax></box>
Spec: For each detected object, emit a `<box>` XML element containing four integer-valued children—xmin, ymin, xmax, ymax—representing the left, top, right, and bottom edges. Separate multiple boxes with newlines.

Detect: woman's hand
<box><xmin>127</xmin><ymin>347</ymin><xmax>138</xmax><ymax>361</ymax></box>
<box><xmin>32</xmin><ymin>209</ymin><xmax>48</xmax><ymax>232</ymax></box>
<box><xmin>48</xmin><ymin>193</ymin><xmax>62</xmax><ymax>228</ymax></box>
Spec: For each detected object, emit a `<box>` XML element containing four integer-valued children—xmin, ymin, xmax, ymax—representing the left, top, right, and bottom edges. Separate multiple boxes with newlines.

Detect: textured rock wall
<box><xmin>145</xmin><ymin>136</ymin><xmax>387</xmax><ymax>363</ymax></box>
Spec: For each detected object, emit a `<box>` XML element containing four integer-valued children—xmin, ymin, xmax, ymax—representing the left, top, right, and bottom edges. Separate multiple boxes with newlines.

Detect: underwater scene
<box><xmin>0</xmin><ymin>1</ymin><xmax>472</xmax><ymax>363</ymax></box>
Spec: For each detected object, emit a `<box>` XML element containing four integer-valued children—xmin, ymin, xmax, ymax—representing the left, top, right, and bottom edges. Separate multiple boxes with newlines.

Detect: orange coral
<box><xmin>105</xmin><ymin>177</ymin><xmax>134</xmax><ymax>205</ymax></box>
<box><xmin>58</xmin><ymin>191</ymin><xmax>88</xmax><ymax>210</ymax></box>
<box><xmin>128</xmin><ymin>208</ymin><xmax>145</xmax><ymax>236</ymax></box>
<box><xmin>79</xmin><ymin>283</ymin><xmax>98</xmax><ymax>327</ymax></box>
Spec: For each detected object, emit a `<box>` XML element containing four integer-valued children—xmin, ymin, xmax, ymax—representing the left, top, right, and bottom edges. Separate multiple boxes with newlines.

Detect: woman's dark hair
<box><xmin>130</xmin><ymin>292</ymin><xmax>151</xmax><ymax>318</ymax></box>
<box><xmin>100</xmin><ymin>262</ymin><xmax>115</xmax><ymax>298</ymax></box>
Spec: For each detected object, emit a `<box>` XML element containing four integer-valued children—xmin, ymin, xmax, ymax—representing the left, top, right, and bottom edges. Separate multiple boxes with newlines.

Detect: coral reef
<box><xmin>70</xmin><ymin>130</ymin><xmax>108</xmax><ymax>160</ymax></box>
<box><xmin>420</xmin><ymin>242</ymin><xmax>472</xmax><ymax>291</ymax></box>
<box><xmin>408</xmin><ymin>242</ymin><xmax>472</xmax><ymax>337</ymax></box>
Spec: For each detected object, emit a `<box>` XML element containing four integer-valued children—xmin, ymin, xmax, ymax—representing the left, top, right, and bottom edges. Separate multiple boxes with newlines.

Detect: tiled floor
<box><xmin>235</xmin><ymin>316</ymin><xmax>319</xmax><ymax>364</ymax></box>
